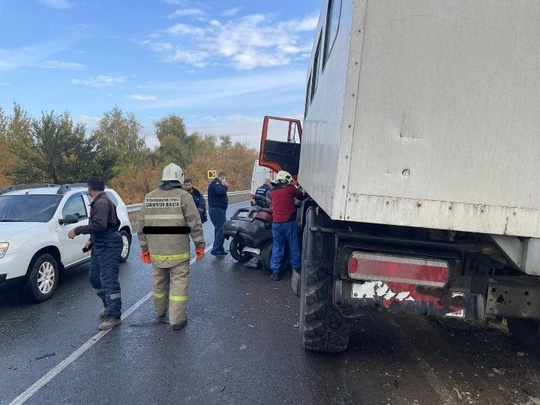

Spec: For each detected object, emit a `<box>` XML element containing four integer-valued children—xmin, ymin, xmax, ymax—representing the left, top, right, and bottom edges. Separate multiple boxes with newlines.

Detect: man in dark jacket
<box><xmin>68</xmin><ymin>176</ymin><xmax>123</xmax><ymax>330</ymax></box>
<box><xmin>208</xmin><ymin>171</ymin><xmax>228</xmax><ymax>256</ymax></box>
<box><xmin>184</xmin><ymin>179</ymin><xmax>207</xmax><ymax>223</ymax></box>
<box><xmin>255</xmin><ymin>178</ymin><xmax>272</xmax><ymax>198</ymax></box>
<box><xmin>253</xmin><ymin>178</ymin><xmax>273</xmax><ymax>208</ymax></box>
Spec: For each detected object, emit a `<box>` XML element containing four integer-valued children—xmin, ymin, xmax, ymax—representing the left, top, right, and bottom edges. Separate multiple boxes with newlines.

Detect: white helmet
<box><xmin>276</xmin><ymin>170</ymin><xmax>293</xmax><ymax>184</ymax></box>
<box><xmin>162</xmin><ymin>163</ymin><xmax>184</xmax><ymax>183</ymax></box>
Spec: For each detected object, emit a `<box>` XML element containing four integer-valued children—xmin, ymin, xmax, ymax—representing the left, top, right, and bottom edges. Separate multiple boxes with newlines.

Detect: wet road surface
<box><xmin>1</xmin><ymin>202</ymin><xmax>539</xmax><ymax>405</ymax></box>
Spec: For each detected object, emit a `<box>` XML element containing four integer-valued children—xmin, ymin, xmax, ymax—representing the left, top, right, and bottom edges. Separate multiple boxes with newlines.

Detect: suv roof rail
<box><xmin>57</xmin><ymin>183</ymin><xmax>91</xmax><ymax>195</ymax></box>
<box><xmin>65</xmin><ymin>183</ymin><xmax>88</xmax><ymax>188</ymax></box>
<box><xmin>0</xmin><ymin>183</ymin><xmax>59</xmax><ymax>195</ymax></box>
<box><xmin>57</xmin><ymin>184</ymin><xmax>71</xmax><ymax>194</ymax></box>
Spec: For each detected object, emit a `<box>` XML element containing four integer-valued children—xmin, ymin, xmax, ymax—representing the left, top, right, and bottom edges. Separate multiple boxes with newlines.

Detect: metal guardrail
<box><xmin>126</xmin><ymin>190</ymin><xmax>250</xmax><ymax>213</ymax></box>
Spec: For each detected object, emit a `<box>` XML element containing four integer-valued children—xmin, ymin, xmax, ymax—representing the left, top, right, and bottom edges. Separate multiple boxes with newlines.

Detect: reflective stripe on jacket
<box><xmin>138</xmin><ymin>187</ymin><xmax>204</xmax><ymax>268</ymax></box>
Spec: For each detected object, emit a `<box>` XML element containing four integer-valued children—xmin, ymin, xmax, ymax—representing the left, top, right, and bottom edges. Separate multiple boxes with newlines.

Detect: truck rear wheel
<box><xmin>507</xmin><ymin>318</ymin><xmax>540</xmax><ymax>356</ymax></box>
<box><xmin>299</xmin><ymin>206</ymin><xmax>350</xmax><ymax>353</ymax></box>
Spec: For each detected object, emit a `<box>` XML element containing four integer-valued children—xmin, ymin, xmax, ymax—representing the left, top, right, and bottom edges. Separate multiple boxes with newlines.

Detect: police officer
<box><xmin>138</xmin><ymin>163</ymin><xmax>205</xmax><ymax>330</ymax></box>
<box><xmin>255</xmin><ymin>178</ymin><xmax>272</xmax><ymax>198</ymax></box>
<box><xmin>253</xmin><ymin>178</ymin><xmax>273</xmax><ymax>208</ymax></box>
<box><xmin>68</xmin><ymin>176</ymin><xmax>123</xmax><ymax>330</ymax></box>
<box><xmin>208</xmin><ymin>171</ymin><xmax>229</xmax><ymax>256</ymax></box>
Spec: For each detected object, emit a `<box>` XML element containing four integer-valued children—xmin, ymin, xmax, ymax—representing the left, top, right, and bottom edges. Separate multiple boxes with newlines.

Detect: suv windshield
<box><xmin>0</xmin><ymin>195</ymin><xmax>63</xmax><ymax>222</ymax></box>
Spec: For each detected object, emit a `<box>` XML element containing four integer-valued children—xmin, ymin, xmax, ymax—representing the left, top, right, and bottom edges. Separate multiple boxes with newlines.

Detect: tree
<box><xmin>91</xmin><ymin>107</ymin><xmax>147</xmax><ymax>169</ymax></box>
<box><xmin>91</xmin><ymin>107</ymin><xmax>149</xmax><ymax>199</ymax></box>
<box><xmin>8</xmin><ymin>111</ymin><xmax>115</xmax><ymax>184</ymax></box>
<box><xmin>0</xmin><ymin>104</ymin><xmax>33</xmax><ymax>187</ymax></box>
<box><xmin>154</xmin><ymin>114</ymin><xmax>197</xmax><ymax>168</ymax></box>
<box><xmin>0</xmin><ymin>107</ymin><xmax>10</xmax><ymax>188</ymax></box>
<box><xmin>109</xmin><ymin>153</ymin><xmax>163</xmax><ymax>204</ymax></box>
<box><xmin>186</xmin><ymin>135</ymin><xmax>257</xmax><ymax>192</ymax></box>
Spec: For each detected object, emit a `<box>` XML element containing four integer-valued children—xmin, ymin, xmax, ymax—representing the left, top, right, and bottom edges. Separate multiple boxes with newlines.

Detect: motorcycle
<box><xmin>223</xmin><ymin>194</ymin><xmax>289</xmax><ymax>272</ymax></box>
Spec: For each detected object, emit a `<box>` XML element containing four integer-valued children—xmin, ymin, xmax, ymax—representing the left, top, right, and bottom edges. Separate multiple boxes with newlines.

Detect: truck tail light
<box><xmin>348</xmin><ymin>252</ymin><xmax>449</xmax><ymax>288</ymax></box>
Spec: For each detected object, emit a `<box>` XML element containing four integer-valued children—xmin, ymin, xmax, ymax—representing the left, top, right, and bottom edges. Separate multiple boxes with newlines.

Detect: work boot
<box><xmin>157</xmin><ymin>313</ymin><xmax>168</xmax><ymax>324</ymax></box>
<box><xmin>99</xmin><ymin>308</ymin><xmax>107</xmax><ymax>318</ymax></box>
<box><xmin>172</xmin><ymin>319</ymin><xmax>187</xmax><ymax>331</ymax></box>
<box><xmin>99</xmin><ymin>317</ymin><xmax>122</xmax><ymax>330</ymax></box>
<box><xmin>270</xmin><ymin>273</ymin><xmax>281</xmax><ymax>281</ymax></box>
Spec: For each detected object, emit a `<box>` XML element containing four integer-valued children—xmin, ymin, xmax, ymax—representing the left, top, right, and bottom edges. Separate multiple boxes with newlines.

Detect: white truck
<box><xmin>249</xmin><ymin>159</ymin><xmax>275</xmax><ymax>206</ymax></box>
<box><xmin>259</xmin><ymin>0</ymin><xmax>540</xmax><ymax>354</ymax></box>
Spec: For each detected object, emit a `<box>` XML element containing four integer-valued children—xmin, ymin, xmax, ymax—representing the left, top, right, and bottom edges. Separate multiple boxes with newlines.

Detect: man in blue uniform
<box><xmin>208</xmin><ymin>171</ymin><xmax>228</xmax><ymax>256</ymax></box>
<box><xmin>68</xmin><ymin>176</ymin><xmax>123</xmax><ymax>330</ymax></box>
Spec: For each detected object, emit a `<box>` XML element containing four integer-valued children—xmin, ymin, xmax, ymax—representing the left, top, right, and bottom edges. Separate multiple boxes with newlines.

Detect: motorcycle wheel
<box><xmin>229</xmin><ymin>238</ymin><xmax>252</xmax><ymax>263</ymax></box>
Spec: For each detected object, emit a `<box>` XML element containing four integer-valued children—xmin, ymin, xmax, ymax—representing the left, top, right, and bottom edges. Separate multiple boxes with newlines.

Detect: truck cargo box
<box><xmin>300</xmin><ymin>0</ymin><xmax>540</xmax><ymax>238</ymax></box>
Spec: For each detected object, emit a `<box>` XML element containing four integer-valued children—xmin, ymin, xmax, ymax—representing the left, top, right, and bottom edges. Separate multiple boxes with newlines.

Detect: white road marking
<box><xmin>9</xmin><ymin>248</ymin><xmax>212</xmax><ymax>405</ymax></box>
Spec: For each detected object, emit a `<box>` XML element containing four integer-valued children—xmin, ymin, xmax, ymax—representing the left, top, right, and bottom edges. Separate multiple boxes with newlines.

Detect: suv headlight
<box><xmin>0</xmin><ymin>242</ymin><xmax>8</xmax><ymax>259</ymax></box>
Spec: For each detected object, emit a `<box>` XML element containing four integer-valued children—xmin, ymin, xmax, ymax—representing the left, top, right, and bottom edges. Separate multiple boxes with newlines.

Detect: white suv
<box><xmin>0</xmin><ymin>184</ymin><xmax>132</xmax><ymax>302</ymax></box>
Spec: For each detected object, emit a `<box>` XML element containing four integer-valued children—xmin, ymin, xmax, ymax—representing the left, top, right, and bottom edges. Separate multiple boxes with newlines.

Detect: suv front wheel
<box><xmin>24</xmin><ymin>253</ymin><xmax>59</xmax><ymax>302</ymax></box>
<box><xmin>120</xmin><ymin>229</ymin><xmax>131</xmax><ymax>263</ymax></box>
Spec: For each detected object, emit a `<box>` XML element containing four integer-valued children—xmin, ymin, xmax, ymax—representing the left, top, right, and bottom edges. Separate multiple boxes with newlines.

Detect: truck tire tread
<box><xmin>507</xmin><ymin>318</ymin><xmax>540</xmax><ymax>357</ymax></box>
<box><xmin>300</xmin><ymin>206</ymin><xmax>350</xmax><ymax>353</ymax></box>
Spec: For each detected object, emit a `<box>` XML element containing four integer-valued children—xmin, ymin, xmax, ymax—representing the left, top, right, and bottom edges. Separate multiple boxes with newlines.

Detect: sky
<box><xmin>0</xmin><ymin>0</ymin><xmax>322</xmax><ymax>149</ymax></box>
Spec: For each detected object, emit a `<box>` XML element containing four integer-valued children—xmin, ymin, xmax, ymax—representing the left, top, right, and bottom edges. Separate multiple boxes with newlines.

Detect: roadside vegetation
<box><xmin>0</xmin><ymin>104</ymin><xmax>258</xmax><ymax>204</ymax></box>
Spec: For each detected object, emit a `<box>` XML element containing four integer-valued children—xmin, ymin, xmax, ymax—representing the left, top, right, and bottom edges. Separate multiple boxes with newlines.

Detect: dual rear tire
<box><xmin>507</xmin><ymin>318</ymin><xmax>540</xmax><ymax>356</ymax></box>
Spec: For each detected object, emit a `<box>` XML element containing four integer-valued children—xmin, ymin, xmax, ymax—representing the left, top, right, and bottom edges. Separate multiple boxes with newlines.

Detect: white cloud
<box><xmin>0</xmin><ymin>49</ymin><xmax>32</xmax><ymax>71</ymax></box>
<box><xmin>35</xmin><ymin>60</ymin><xmax>85</xmax><ymax>70</ymax></box>
<box><xmin>0</xmin><ymin>36</ymin><xmax>85</xmax><ymax>72</ymax></box>
<box><xmin>162</xmin><ymin>0</ymin><xmax>190</xmax><ymax>5</ymax></box>
<box><xmin>222</xmin><ymin>7</ymin><xmax>241</xmax><ymax>17</ymax></box>
<box><xmin>71</xmin><ymin>74</ymin><xmax>126</xmax><ymax>88</ymax></box>
<box><xmin>166</xmin><ymin>23</ymin><xmax>205</xmax><ymax>37</ymax></box>
<box><xmin>143</xmin><ymin>11</ymin><xmax>317</xmax><ymax>70</ymax></box>
<box><xmin>169</xmin><ymin>8</ymin><xmax>205</xmax><ymax>18</ymax></box>
<box><xmin>127</xmin><ymin>94</ymin><xmax>158</xmax><ymax>101</ymax></box>
<box><xmin>136</xmin><ymin>69</ymin><xmax>307</xmax><ymax>110</ymax></box>
<box><xmin>74</xmin><ymin>114</ymin><xmax>101</xmax><ymax>128</ymax></box>
<box><xmin>0</xmin><ymin>50</ymin><xmax>85</xmax><ymax>72</ymax></box>
<box><xmin>141</xmin><ymin>41</ymin><xmax>209</xmax><ymax>66</ymax></box>
<box><xmin>37</xmin><ymin>0</ymin><xmax>73</xmax><ymax>9</ymax></box>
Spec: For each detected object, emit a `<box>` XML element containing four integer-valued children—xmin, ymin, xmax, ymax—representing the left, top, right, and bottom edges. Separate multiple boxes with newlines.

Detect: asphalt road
<box><xmin>1</xmin><ymin>202</ymin><xmax>539</xmax><ymax>405</ymax></box>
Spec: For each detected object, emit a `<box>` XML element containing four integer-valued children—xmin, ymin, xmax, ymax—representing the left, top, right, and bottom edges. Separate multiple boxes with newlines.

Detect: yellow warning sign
<box><xmin>207</xmin><ymin>170</ymin><xmax>217</xmax><ymax>180</ymax></box>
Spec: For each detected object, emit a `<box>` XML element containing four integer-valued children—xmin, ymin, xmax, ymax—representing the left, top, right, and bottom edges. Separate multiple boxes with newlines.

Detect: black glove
<box><xmin>82</xmin><ymin>242</ymin><xmax>93</xmax><ymax>253</ymax></box>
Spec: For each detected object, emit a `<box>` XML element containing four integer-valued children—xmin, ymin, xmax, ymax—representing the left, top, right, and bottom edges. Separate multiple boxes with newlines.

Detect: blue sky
<box><xmin>0</xmin><ymin>0</ymin><xmax>321</xmax><ymax>148</ymax></box>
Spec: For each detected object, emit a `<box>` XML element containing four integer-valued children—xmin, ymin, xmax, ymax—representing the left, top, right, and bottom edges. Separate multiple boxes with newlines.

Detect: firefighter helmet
<box><xmin>276</xmin><ymin>170</ymin><xmax>293</xmax><ymax>184</ymax></box>
<box><xmin>162</xmin><ymin>163</ymin><xmax>184</xmax><ymax>183</ymax></box>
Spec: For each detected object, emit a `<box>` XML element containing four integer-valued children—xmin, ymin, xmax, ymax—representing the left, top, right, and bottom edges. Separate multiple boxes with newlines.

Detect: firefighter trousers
<box><xmin>152</xmin><ymin>261</ymin><xmax>190</xmax><ymax>326</ymax></box>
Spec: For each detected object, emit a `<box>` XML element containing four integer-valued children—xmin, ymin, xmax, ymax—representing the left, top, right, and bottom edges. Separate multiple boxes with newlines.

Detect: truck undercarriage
<box><xmin>298</xmin><ymin>200</ymin><xmax>540</xmax><ymax>354</ymax></box>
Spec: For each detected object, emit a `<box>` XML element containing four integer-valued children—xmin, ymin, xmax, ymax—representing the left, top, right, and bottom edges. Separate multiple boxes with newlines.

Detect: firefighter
<box><xmin>138</xmin><ymin>163</ymin><xmax>205</xmax><ymax>330</ymax></box>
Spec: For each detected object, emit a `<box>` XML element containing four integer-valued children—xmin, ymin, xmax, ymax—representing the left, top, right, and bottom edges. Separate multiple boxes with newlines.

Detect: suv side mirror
<box><xmin>59</xmin><ymin>214</ymin><xmax>79</xmax><ymax>225</ymax></box>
